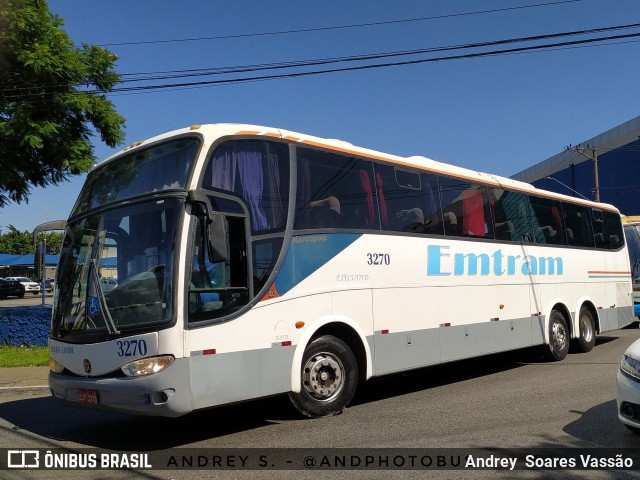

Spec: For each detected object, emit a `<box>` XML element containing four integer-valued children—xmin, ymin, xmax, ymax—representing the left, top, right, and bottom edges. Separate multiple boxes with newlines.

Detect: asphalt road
<box><xmin>2</xmin><ymin>325</ymin><xmax>640</xmax><ymax>480</ymax></box>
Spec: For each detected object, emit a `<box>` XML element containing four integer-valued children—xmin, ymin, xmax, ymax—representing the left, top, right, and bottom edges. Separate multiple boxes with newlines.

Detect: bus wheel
<box><xmin>289</xmin><ymin>335</ymin><xmax>358</xmax><ymax>418</ymax></box>
<box><xmin>545</xmin><ymin>310</ymin><xmax>570</xmax><ymax>361</ymax></box>
<box><xmin>571</xmin><ymin>307</ymin><xmax>596</xmax><ymax>353</ymax></box>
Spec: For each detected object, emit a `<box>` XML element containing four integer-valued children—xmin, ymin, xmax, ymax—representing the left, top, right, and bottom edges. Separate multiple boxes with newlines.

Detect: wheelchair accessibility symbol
<box><xmin>87</xmin><ymin>296</ymin><xmax>100</xmax><ymax>316</ymax></box>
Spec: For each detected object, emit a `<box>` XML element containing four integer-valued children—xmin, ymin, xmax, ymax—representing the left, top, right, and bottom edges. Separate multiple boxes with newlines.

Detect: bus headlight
<box><xmin>121</xmin><ymin>355</ymin><xmax>175</xmax><ymax>377</ymax></box>
<box><xmin>49</xmin><ymin>357</ymin><xmax>64</xmax><ymax>374</ymax></box>
<box><xmin>621</xmin><ymin>354</ymin><xmax>640</xmax><ymax>381</ymax></box>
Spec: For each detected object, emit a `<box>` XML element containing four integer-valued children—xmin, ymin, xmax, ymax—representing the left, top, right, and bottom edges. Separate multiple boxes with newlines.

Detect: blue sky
<box><xmin>1</xmin><ymin>0</ymin><xmax>639</xmax><ymax>233</ymax></box>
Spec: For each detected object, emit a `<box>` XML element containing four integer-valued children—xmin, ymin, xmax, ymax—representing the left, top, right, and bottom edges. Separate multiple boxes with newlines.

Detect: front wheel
<box><xmin>545</xmin><ymin>310</ymin><xmax>570</xmax><ymax>361</ymax></box>
<box><xmin>289</xmin><ymin>335</ymin><xmax>358</xmax><ymax>418</ymax></box>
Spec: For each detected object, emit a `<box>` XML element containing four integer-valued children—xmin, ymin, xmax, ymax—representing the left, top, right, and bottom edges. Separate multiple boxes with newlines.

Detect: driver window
<box><xmin>188</xmin><ymin>212</ymin><xmax>249</xmax><ymax>322</ymax></box>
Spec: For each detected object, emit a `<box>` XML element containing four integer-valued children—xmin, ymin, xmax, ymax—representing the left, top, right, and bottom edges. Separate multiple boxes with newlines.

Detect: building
<box><xmin>512</xmin><ymin>116</ymin><xmax>640</xmax><ymax>215</ymax></box>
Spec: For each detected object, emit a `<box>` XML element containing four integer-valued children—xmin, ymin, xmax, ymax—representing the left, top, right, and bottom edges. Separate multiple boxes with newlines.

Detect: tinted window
<box><xmin>375</xmin><ymin>164</ymin><xmax>442</xmax><ymax>235</ymax></box>
<box><xmin>439</xmin><ymin>177</ymin><xmax>493</xmax><ymax>239</ymax></box>
<box><xmin>626</xmin><ymin>225</ymin><xmax>640</xmax><ymax>278</ymax></box>
<box><xmin>491</xmin><ymin>189</ymin><xmax>540</xmax><ymax>243</ymax></box>
<box><xmin>73</xmin><ymin>138</ymin><xmax>200</xmax><ymax>215</ymax></box>
<box><xmin>295</xmin><ymin>148</ymin><xmax>379</xmax><ymax>230</ymax></box>
<box><xmin>563</xmin><ymin>202</ymin><xmax>594</xmax><ymax>247</ymax></box>
<box><xmin>604</xmin><ymin>211</ymin><xmax>624</xmax><ymax>250</ymax></box>
<box><xmin>203</xmin><ymin>140</ymin><xmax>290</xmax><ymax>233</ymax></box>
<box><xmin>530</xmin><ymin>196</ymin><xmax>566</xmax><ymax>245</ymax></box>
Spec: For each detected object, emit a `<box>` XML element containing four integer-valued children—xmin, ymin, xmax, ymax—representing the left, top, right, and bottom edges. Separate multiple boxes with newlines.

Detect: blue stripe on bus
<box><xmin>274</xmin><ymin>233</ymin><xmax>361</xmax><ymax>296</ymax></box>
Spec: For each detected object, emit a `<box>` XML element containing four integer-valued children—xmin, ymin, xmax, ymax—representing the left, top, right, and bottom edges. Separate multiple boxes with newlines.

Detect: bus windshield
<box><xmin>52</xmin><ymin>198</ymin><xmax>183</xmax><ymax>339</ymax></box>
<box><xmin>71</xmin><ymin>138</ymin><xmax>200</xmax><ymax>216</ymax></box>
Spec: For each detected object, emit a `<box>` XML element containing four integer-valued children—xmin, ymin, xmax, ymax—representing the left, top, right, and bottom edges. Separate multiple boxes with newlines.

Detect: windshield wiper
<box><xmin>88</xmin><ymin>258</ymin><xmax>120</xmax><ymax>335</ymax></box>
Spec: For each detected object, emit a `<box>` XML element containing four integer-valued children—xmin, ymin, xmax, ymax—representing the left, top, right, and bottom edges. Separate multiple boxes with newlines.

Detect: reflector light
<box><xmin>381</xmin><ymin>329</ymin><xmax>389</xmax><ymax>334</ymax></box>
<box><xmin>281</xmin><ymin>341</ymin><xmax>292</xmax><ymax>347</ymax></box>
<box><xmin>203</xmin><ymin>349</ymin><xmax>216</xmax><ymax>355</ymax></box>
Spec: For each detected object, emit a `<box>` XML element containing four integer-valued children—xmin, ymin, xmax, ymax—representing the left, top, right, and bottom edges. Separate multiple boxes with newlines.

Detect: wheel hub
<box><xmin>302</xmin><ymin>352</ymin><xmax>344</xmax><ymax>400</ymax></box>
<box><xmin>552</xmin><ymin>322</ymin><xmax>567</xmax><ymax>350</ymax></box>
<box><xmin>580</xmin><ymin>314</ymin><xmax>594</xmax><ymax>342</ymax></box>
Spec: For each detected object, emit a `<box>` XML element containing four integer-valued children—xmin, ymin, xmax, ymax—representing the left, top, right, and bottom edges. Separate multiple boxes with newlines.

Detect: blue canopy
<box><xmin>0</xmin><ymin>253</ymin><xmax>59</xmax><ymax>267</ymax></box>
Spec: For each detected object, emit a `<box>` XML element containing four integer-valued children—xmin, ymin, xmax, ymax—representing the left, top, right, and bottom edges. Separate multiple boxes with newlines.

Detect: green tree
<box><xmin>0</xmin><ymin>226</ymin><xmax>61</xmax><ymax>254</ymax></box>
<box><xmin>38</xmin><ymin>231</ymin><xmax>63</xmax><ymax>254</ymax></box>
<box><xmin>0</xmin><ymin>225</ymin><xmax>32</xmax><ymax>254</ymax></box>
<box><xmin>0</xmin><ymin>0</ymin><xmax>125</xmax><ymax>208</ymax></box>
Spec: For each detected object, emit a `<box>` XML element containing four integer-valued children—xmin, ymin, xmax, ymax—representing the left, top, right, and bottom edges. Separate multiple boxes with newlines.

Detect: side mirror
<box><xmin>208</xmin><ymin>214</ymin><xmax>228</xmax><ymax>263</ymax></box>
<box><xmin>188</xmin><ymin>191</ymin><xmax>228</xmax><ymax>263</ymax></box>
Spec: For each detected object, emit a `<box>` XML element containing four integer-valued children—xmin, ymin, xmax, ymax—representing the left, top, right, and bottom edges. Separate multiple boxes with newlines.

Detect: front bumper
<box><xmin>49</xmin><ymin>357</ymin><xmax>193</xmax><ymax>417</ymax></box>
<box><xmin>617</xmin><ymin>369</ymin><xmax>640</xmax><ymax>429</ymax></box>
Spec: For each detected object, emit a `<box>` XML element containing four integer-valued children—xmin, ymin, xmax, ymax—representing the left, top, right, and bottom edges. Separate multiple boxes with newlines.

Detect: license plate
<box><xmin>77</xmin><ymin>389</ymin><xmax>98</xmax><ymax>404</ymax></box>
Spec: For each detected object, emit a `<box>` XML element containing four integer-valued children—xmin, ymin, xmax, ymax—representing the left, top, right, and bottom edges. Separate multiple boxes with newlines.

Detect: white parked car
<box><xmin>100</xmin><ymin>277</ymin><xmax>117</xmax><ymax>293</ymax></box>
<box><xmin>5</xmin><ymin>277</ymin><xmax>41</xmax><ymax>295</ymax></box>
<box><xmin>617</xmin><ymin>337</ymin><xmax>640</xmax><ymax>433</ymax></box>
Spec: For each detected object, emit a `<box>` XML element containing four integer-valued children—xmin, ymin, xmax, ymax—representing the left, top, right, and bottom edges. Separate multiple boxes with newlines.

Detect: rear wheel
<box><xmin>571</xmin><ymin>307</ymin><xmax>596</xmax><ymax>353</ymax></box>
<box><xmin>289</xmin><ymin>335</ymin><xmax>358</xmax><ymax>418</ymax></box>
<box><xmin>545</xmin><ymin>310</ymin><xmax>570</xmax><ymax>361</ymax></box>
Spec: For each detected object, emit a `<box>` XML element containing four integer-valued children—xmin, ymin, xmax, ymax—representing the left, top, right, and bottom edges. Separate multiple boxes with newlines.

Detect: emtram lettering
<box><xmin>427</xmin><ymin>245</ymin><xmax>563</xmax><ymax>277</ymax></box>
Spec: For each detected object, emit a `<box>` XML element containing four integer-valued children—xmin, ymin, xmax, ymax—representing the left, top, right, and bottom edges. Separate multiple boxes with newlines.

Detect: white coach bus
<box><xmin>49</xmin><ymin>124</ymin><xmax>634</xmax><ymax>418</ymax></box>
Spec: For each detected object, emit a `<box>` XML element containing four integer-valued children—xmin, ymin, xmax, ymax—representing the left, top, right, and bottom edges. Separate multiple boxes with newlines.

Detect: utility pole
<box><xmin>566</xmin><ymin>144</ymin><xmax>599</xmax><ymax>202</ymax></box>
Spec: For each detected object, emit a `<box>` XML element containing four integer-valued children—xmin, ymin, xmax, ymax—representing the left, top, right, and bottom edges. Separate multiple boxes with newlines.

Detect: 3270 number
<box><xmin>116</xmin><ymin>339</ymin><xmax>148</xmax><ymax>357</ymax></box>
<box><xmin>367</xmin><ymin>253</ymin><xmax>391</xmax><ymax>265</ymax></box>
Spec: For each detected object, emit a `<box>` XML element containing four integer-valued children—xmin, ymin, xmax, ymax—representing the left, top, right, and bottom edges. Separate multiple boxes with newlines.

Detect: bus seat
<box><xmin>536</xmin><ymin>225</ymin><xmax>557</xmax><ymax>243</ymax></box>
<box><xmin>396</xmin><ymin>207</ymin><xmax>424</xmax><ymax>232</ymax></box>
<box><xmin>309</xmin><ymin>196</ymin><xmax>341</xmax><ymax>228</ymax></box>
<box><xmin>444</xmin><ymin>211</ymin><xmax>460</xmax><ymax>235</ymax></box>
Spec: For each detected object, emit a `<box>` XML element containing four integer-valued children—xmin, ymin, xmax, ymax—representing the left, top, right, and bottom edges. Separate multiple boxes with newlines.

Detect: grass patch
<box><xmin>0</xmin><ymin>346</ymin><xmax>49</xmax><ymax>367</ymax></box>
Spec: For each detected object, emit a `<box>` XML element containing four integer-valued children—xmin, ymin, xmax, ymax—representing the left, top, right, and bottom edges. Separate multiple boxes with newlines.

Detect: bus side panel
<box><xmin>437</xmin><ymin>284</ymin><xmax>534</xmax><ymax>363</ymax></box>
<box><xmin>615</xmin><ymin>282</ymin><xmax>635</xmax><ymax>329</ymax></box>
<box><xmin>186</xmin><ymin>294</ymin><xmax>331</xmax><ymax>410</ymax></box>
<box><xmin>371</xmin><ymin>282</ymin><xmax>533</xmax><ymax>372</ymax></box>
<box><xmin>372</xmin><ymin>287</ymin><xmax>441</xmax><ymax>375</ymax></box>
<box><xmin>188</xmin><ymin>347</ymin><xmax>294</xmax><ymax>410</ymax></box>
<box><xmin>584</xmin><ymin>282</ymin><xmax>607</xmax><ymax>332</ymax></box>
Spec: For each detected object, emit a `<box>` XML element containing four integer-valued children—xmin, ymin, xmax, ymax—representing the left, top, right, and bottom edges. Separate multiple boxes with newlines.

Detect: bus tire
<box><xmin>289</xmin><ymin>335</ymin><xmax>358</xmax><ymax>418</ymax></box>
<box><xmin>571</xmin><ymin>307</ymin><xmax>596</xmax><ymax>353</ymax></box>
<box><xmin>545</xmin><ymin>310</ymin><xmax>570</xmax><ymax>361</ymax></box>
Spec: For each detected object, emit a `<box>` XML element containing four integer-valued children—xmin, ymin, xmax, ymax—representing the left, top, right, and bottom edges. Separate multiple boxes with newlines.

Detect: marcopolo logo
<box><xmin>426</xmin><ymin>245</ymin><xmax>563</xmax><ymax>277</ymax></box>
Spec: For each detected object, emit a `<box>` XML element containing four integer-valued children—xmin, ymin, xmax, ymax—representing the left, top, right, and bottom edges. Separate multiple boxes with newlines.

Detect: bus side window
<box><xmin>188</xmin><ymin>211</ymin><xmax>249</xmax><ymax>321</ymax></box>
<box><xmin>563</xmin><ymin>203</ymin><xmax>595</xmax><ymax>248</ymax></box>
<box><xmin>604</xmin><ymin>210</ymin><xmax>625</xmax><ymax>250</ymax></box>
<box><xmin>375</xmin><ymin>165</ymin><xmax>442</xmax><ymax>235</ymax></box>
<box><xmin>439</xmin><ymin>177</ymin><xmax>492</xmax><ymax>239</ymax></box>
<box><xmin>530</xmin><ymin>196</ymin><xmax>565</xmax><ymax>245</ymax></box>
<box><xmin>295</xmin><ymin>148</ymin><xmax>379</xmax><ymax>230</ymax></box>
<box><xmin>591</xmin><ymin>208</ymin><xmax>609</xmax><ymax>248</ymax></box>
